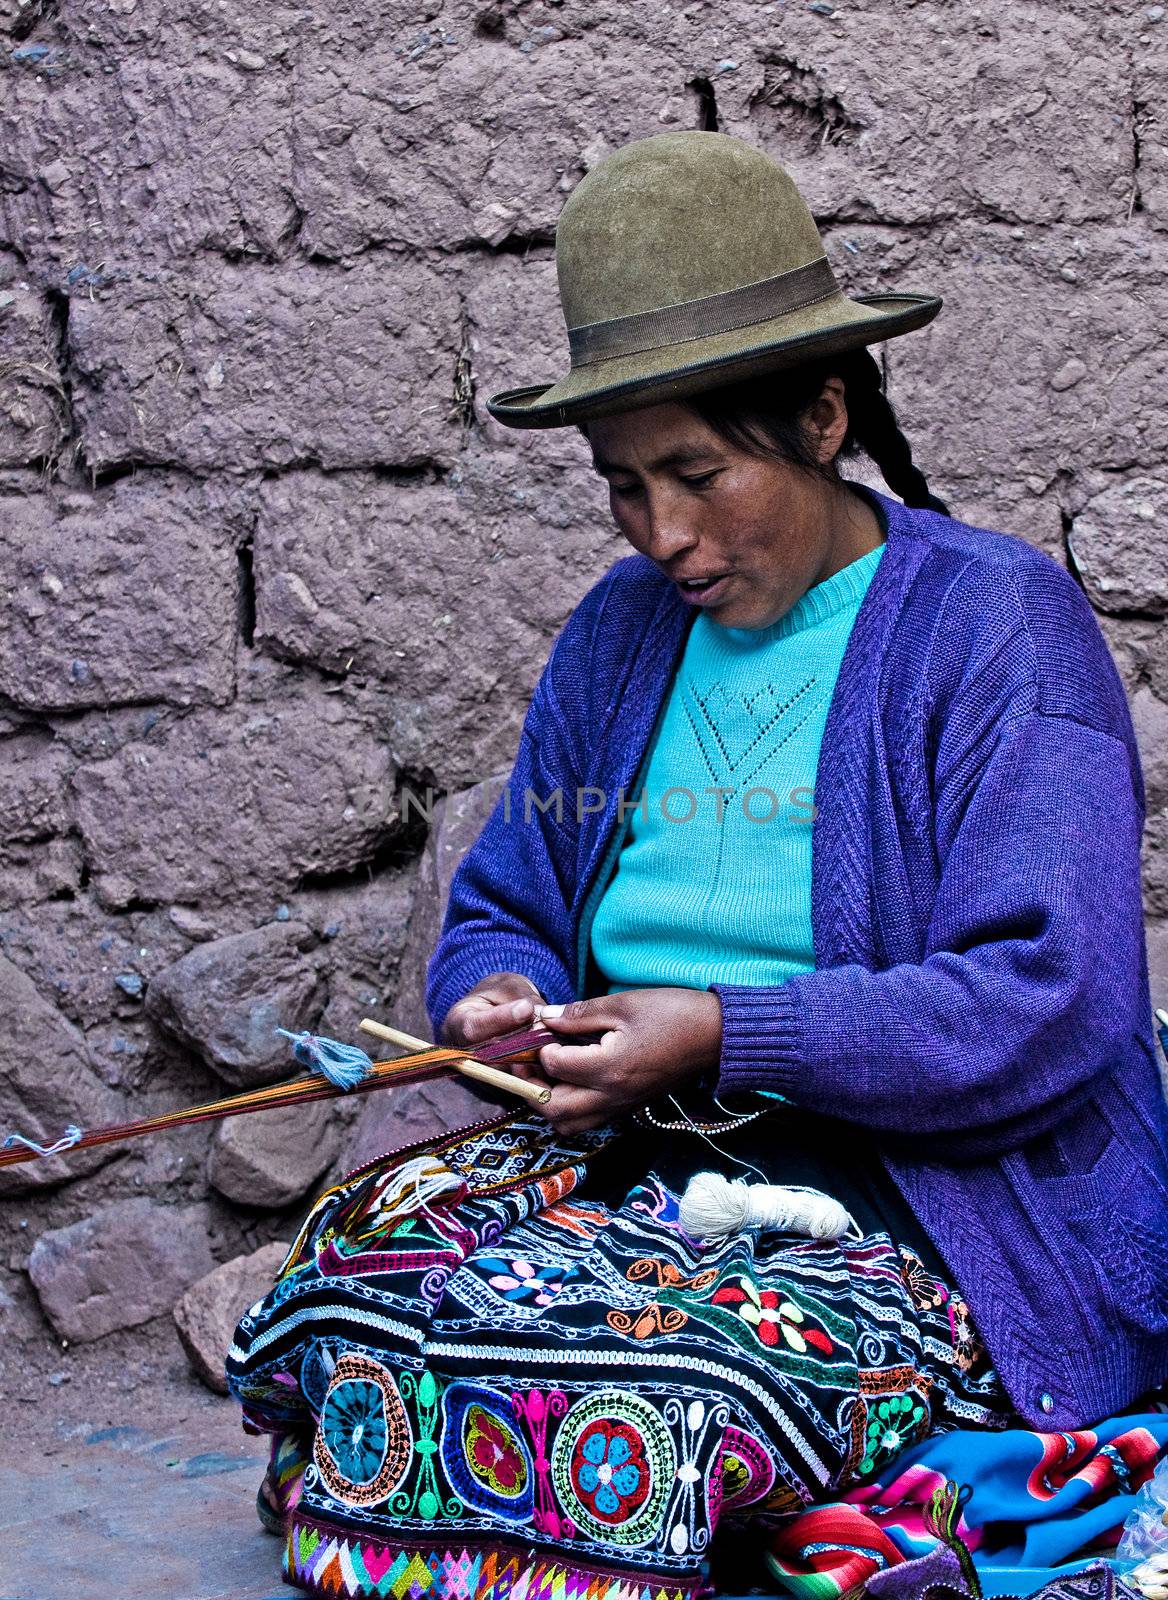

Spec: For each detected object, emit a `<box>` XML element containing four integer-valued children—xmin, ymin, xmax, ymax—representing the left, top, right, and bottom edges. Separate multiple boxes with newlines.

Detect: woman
<box><xmin>229</xmin><ymin>133</ymin><xmax>1168</xmax><ymax>1599</ymax></box>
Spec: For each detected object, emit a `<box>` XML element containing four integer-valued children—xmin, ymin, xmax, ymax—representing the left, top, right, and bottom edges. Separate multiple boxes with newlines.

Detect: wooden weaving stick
<box><xmin>0</xmin><ymin>1027</ymin><xmax>553</xmax><ymax>1171</ymax></box>
<box><xmin>358</xmin><ymin>1017</ymin><xmax>551</xmax><ymax>1106</ymax></box>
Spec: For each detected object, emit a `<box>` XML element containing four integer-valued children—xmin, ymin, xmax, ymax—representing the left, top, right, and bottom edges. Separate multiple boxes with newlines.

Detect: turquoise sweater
<box><xmin>591</xmin><ymin>543</ymin><xmax>884</xmax><ymax>992</ymax></box>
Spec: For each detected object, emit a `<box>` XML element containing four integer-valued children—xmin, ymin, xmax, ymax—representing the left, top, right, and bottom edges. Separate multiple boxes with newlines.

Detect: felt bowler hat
<box><xmin>486</xmin><ymin>132</ymin><xmax>941</xmax><ymax>429</ymax></box>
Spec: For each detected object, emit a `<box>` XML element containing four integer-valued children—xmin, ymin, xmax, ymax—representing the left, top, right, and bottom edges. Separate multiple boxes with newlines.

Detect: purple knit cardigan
<box><xmin>426</xmin><ymin>484</ymin><xmax>1168</xmax><ymax>1430</ymax></box>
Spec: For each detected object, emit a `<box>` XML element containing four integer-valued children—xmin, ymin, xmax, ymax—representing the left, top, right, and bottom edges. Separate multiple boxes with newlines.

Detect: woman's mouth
<box><xmin>676</xmin><ymin>573</ymin><xmax>731</xmax><ymax>606</ymax></box>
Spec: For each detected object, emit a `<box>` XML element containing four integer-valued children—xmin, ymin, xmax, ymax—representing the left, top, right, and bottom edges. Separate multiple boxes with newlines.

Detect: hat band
<box><xmin>567</xmin><ymin>255</ymin><xmax>840</xmax><ymax>369</ymax></box>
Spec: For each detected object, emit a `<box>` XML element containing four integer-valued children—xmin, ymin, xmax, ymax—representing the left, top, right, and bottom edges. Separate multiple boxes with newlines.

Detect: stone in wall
<box><xmin>717</xmin><ymin>1</ymin><xmax>1132</xmax><ymax>227</ymax></box>
<box><xmin>391</xmin><ymin>773</ymin><xmax>510</xmax><ymax>1041</ymax></box>
<box><xmin>0</xmin><ymin>282</ymin><xmax>69</xmax><ymax>467</ymax></box>
<box><xmin>1133</xmin><ymin>30</ymin><xmax>1167</xmax><ymax>233</ymax></box>
<box><xmin>147</xmin><ymin>921</ymin><xmax>325</xmax><ymax>1087</ymax></box>
<box><xmin>461</xmin><ymin>253</ymin><xmax>579</xmax><ymax>470</ymax></box>
<box><xmin>0</xmin><ymin>474</ymin><xmax>242</xmax><ymax>712</ymax></box>
<box><xmin>0</xmin><ymin>729</ymin><xmax>73</xmax><ymax>850</ymax></box>
<box><xmin>1067</xmin><ymin>478</ymin><xmax>1168</xmax><ymax>616</ymax></box>
<box><xmin>208</xmin><ymin>1099</ymin><xmax>341</xmax><ymax>1208</ymax></box>
<box><xmin>27</xmin><ymin>1196</ymin><xmax>215</xmax><ymax>1343</ymax></box>
<box><xmin>1098</xmin><ymin>615</ymin><xmax>1168</xmax><ymax>710</ymax></box>
<box><xmin>252</xmin><ymin>451</ymin><xmax>616</xmax><ymax>787</ymax></box>
<box><xmin>0</xmin><ymin>0</ymin><xmax>303</xmax><ymax>266</ymax></box>
<box><xmin>1132</xmin><ymin>688</ymin><xmax>1168</xmax><ymax>810</ymax></box>
<box><xmin>295</xmin><ymin>868</ymin><xmax>416</xmax><ymax>1045</ymax></box>
<box><xmin>0</xmin><ymin>727</ymin><xmax>82</xmax><ymax>912</ymax></box>
<box><xmin>68</xmin><ymin>261</ymin><xmax>462</xmax><ymax>473</ymax></box>
<box><xmin>0</xmin><ymin>895</ymin><xmax>191</xmax><ymax>1036</ymax></box>
<box><xmin>173</xmin><ymin>1240</ymin><xmax>289</xmax><ymax>1394</ymax></box>
<box><xmin>72</xmin><ymin>686</ymin><xmax>398</xmax><ymax>908</ymax></box>
<box><xmin>0</xmin><ymin>836</ymin><xmax>85</xmax><ymax>913</ymax></box>
<box><xmin>870</xmin><ymin>223</ymin><xmax>1167</xmax><ymax>534</ymax></box>
<box><xmin>0</xmin><ymin>953</ymin><xmax>123</xmax><ymax>1195</ymax></box>
<box><xmin>291</xmin><ymin>25</ymin><xmax>697</xmax><ymax>259</ymax></box>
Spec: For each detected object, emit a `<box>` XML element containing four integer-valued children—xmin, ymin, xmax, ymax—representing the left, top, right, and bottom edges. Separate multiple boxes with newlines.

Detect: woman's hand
<box><xmin>530</xmin><ymin>988</ymin><xmax>724</xmax><ymax>1135</ymax></box>
<box><xmin>440</xmin><ymin>972</ymin><xmax>545</xmax><ymax>1051</ymax></box>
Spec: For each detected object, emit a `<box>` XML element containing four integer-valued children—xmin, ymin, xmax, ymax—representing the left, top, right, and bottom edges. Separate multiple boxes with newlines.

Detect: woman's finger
<box><xmin>454</xmin><ymin>996</ymin><xmax>537</xmax><ymax>1044</ymax></box>
<box><xmin>537</xmin><ymin>1038</ymin><xmax>612</xmax><ymax>1084</ymax></box>
<box><xmin>534</xmin><ymin>997</ymin><xmax>625</xmax><ymax>1035</ymax></box>
<box><xmin>543</xmin><ymin>1084</ymin><xmax>611</xmax><ymax>1128</ymax></box>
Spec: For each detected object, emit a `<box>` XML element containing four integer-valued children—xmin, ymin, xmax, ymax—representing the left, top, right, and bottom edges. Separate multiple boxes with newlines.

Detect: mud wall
<box><xmin>1</xmin><ymin>0</ymin><xmax>1165</xmax><ymax>1380</ymax></box>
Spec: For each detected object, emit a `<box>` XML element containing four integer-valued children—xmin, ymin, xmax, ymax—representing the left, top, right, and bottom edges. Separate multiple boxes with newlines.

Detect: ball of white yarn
<box><xmin>679</xmin><ymin>1171</ymin><xmax>854</xmax><ymax>1243</ymax></box>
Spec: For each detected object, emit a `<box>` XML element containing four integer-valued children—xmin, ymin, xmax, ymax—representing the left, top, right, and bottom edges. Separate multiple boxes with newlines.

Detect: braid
<box><xmin>684</xmin><ymin>348</ymin><xmax>951</xmax><ymax>518</ymax></box>
<box><xmin>839</xmin><ymin>350</ymin><xmax>949</xmax><ymax>515</ymax></box>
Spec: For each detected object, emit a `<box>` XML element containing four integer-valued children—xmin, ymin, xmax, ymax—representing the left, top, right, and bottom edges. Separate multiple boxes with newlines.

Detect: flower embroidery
<box><xmin>465</xmin><ymin>1405</ymin><xmax>527</xmax><ymax>1497</ymax></box>
<box><xmin>859</xmin><ymin>1393</ymin><xmax>926</xmax><ymax>1475</ymax></box>
<box><xmin>481</xmin><ymin>1257</ymin><xmax>563</xmax><ymax>1306</ymax></box>
<box><xmin>712</xmin><ymin>1277</ymin><xmax>833</xmax><ymax>1354</ymax></box>
<box><xmin>320</xmin><ymin>1378</ymin><xmax>389</xmax><ymax>1485</ymax></box>
<box><xmin>570</xmin><ymin>1420</ymin><xmax>651</xmax><ymax>1524</ymax></box>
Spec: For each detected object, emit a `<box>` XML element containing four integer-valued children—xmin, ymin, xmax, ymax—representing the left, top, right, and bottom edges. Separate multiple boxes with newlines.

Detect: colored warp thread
<box><xmin>0</xmin><ymin>1033</ymin><xmax>500</xmax><ymax>1170</ymax></box>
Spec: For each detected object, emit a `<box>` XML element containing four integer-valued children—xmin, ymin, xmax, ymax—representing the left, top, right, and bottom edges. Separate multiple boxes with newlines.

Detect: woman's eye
<box><xmin>610</xmin><ymin>482</ymin><xmax>642</xmax><ymax>498</ymax></box>
<box><xmin>681</xmin><ymin>471</ymin><xmax>719</xmax><ymax>488</ymax></box>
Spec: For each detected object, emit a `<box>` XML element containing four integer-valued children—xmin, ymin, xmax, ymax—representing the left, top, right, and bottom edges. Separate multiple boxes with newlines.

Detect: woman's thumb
<box><xmin>533</xmin><ymin>999</ymin><xmax>607</xmax><ymax>1034</ymax></box>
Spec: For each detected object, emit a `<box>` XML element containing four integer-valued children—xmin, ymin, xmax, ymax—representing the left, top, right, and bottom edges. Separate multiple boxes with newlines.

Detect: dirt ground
<box><xmin>2</xmin><ymin>1316</ymin><xmax>285</xmax><ymax>1600</ymax></box>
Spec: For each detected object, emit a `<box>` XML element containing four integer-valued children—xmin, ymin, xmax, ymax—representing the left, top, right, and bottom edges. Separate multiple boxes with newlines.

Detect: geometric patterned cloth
<box><xmin>768</xmin><ymin>1410</ymin><xmax>1168</xmax><ymax>1599</ymax></box>
<box><xmin>226</xmin><ymin>1111</ymin><xmax>1017</xmax><ymax>1599</ymax></box>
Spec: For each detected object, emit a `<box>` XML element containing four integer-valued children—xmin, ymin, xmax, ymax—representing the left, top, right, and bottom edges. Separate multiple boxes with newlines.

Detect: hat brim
<box><xmin>485</xmin><ymin>292</ymin><xmax>941</xmax><ymax>430</ymax></box>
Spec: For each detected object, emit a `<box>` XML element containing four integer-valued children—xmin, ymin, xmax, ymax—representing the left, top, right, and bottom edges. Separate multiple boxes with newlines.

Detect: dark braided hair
<box><xmin>684</xmin><ymin>347</ymin><xmax>949</xmax><ymax>515</ymax></box>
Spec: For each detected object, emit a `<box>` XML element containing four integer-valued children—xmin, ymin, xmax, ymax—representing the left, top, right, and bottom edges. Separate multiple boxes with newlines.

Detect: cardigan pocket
<box><xmin>1045</xmin><ymin>1132</ymin><xmax>1168</xmax><ymax>1340</ymax></box>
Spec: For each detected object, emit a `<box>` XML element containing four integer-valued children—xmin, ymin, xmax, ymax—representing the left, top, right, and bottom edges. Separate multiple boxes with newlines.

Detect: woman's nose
<box><xmin>644</xmin><ymin>492</ymin><xmax>699</xmax><ymax>562</ymax></box>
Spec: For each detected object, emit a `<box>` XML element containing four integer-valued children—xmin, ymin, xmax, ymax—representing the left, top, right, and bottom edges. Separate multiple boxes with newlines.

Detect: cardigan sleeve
<box><xmin>424</xmin><ymin>553</ymin><xmax>668</xmax><ymax>1039</ymax></box>
<box><xmin>424</xmin><ymin>685</ymin><xmax>581</xmax><ymax>1039</ymax></box>
<box><xmin>423</xmin><ymin>579</ymin><xmax>611</xmax><ymax>1040</ymax></box>
<box><xmin>711</xmin><ymin>704</ymin><xmax>1150</xmax><ymax>1158</ymax></box>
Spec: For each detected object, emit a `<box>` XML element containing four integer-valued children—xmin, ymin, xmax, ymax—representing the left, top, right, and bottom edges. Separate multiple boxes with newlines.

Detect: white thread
<box><xmin>665</xmin><ymin>1096</ymin><xmax>770</xmax><ymax>1182</ymax></box>
<box><xmin>370</xmin><ymin>1156</ymin><xmax>463</xmax><ymax>1232</ymax></box>
<box><xmin>679</xmin><ymin>1170</ymin><xmax>858</xmax><ymax>1243</ymax></box>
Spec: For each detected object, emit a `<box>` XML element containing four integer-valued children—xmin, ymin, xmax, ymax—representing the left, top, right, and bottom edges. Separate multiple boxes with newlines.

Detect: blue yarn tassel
<box><xmin>1156</xmin><ymin>1010</ymin><xmax>1168</xmax><ymax>1071</ymax></box>
<box><xmin>276</xmin><ymin>1029</ymin><xmax>375</xmax><ymax>1091</ymax></box>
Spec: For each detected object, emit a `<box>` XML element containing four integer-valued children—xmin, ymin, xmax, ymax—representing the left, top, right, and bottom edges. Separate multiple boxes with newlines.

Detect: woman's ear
<box><xmin>803</xmin><ymin>375</ymin><xmax>849</xmax><ymax>465</ymax></box>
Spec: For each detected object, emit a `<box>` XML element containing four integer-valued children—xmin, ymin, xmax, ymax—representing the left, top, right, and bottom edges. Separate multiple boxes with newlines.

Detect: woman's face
<box><xmin>585</xmin><ymin>379</ymin><xmax>883</xmax><ymax>630</ymax></box>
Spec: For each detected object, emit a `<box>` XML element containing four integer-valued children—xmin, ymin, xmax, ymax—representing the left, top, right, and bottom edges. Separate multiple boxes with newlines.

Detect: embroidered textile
<box><xmin>228</xmin><ymin>1113</ymin><xmax>1014</xmax><ymax>1598</ymax></box>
